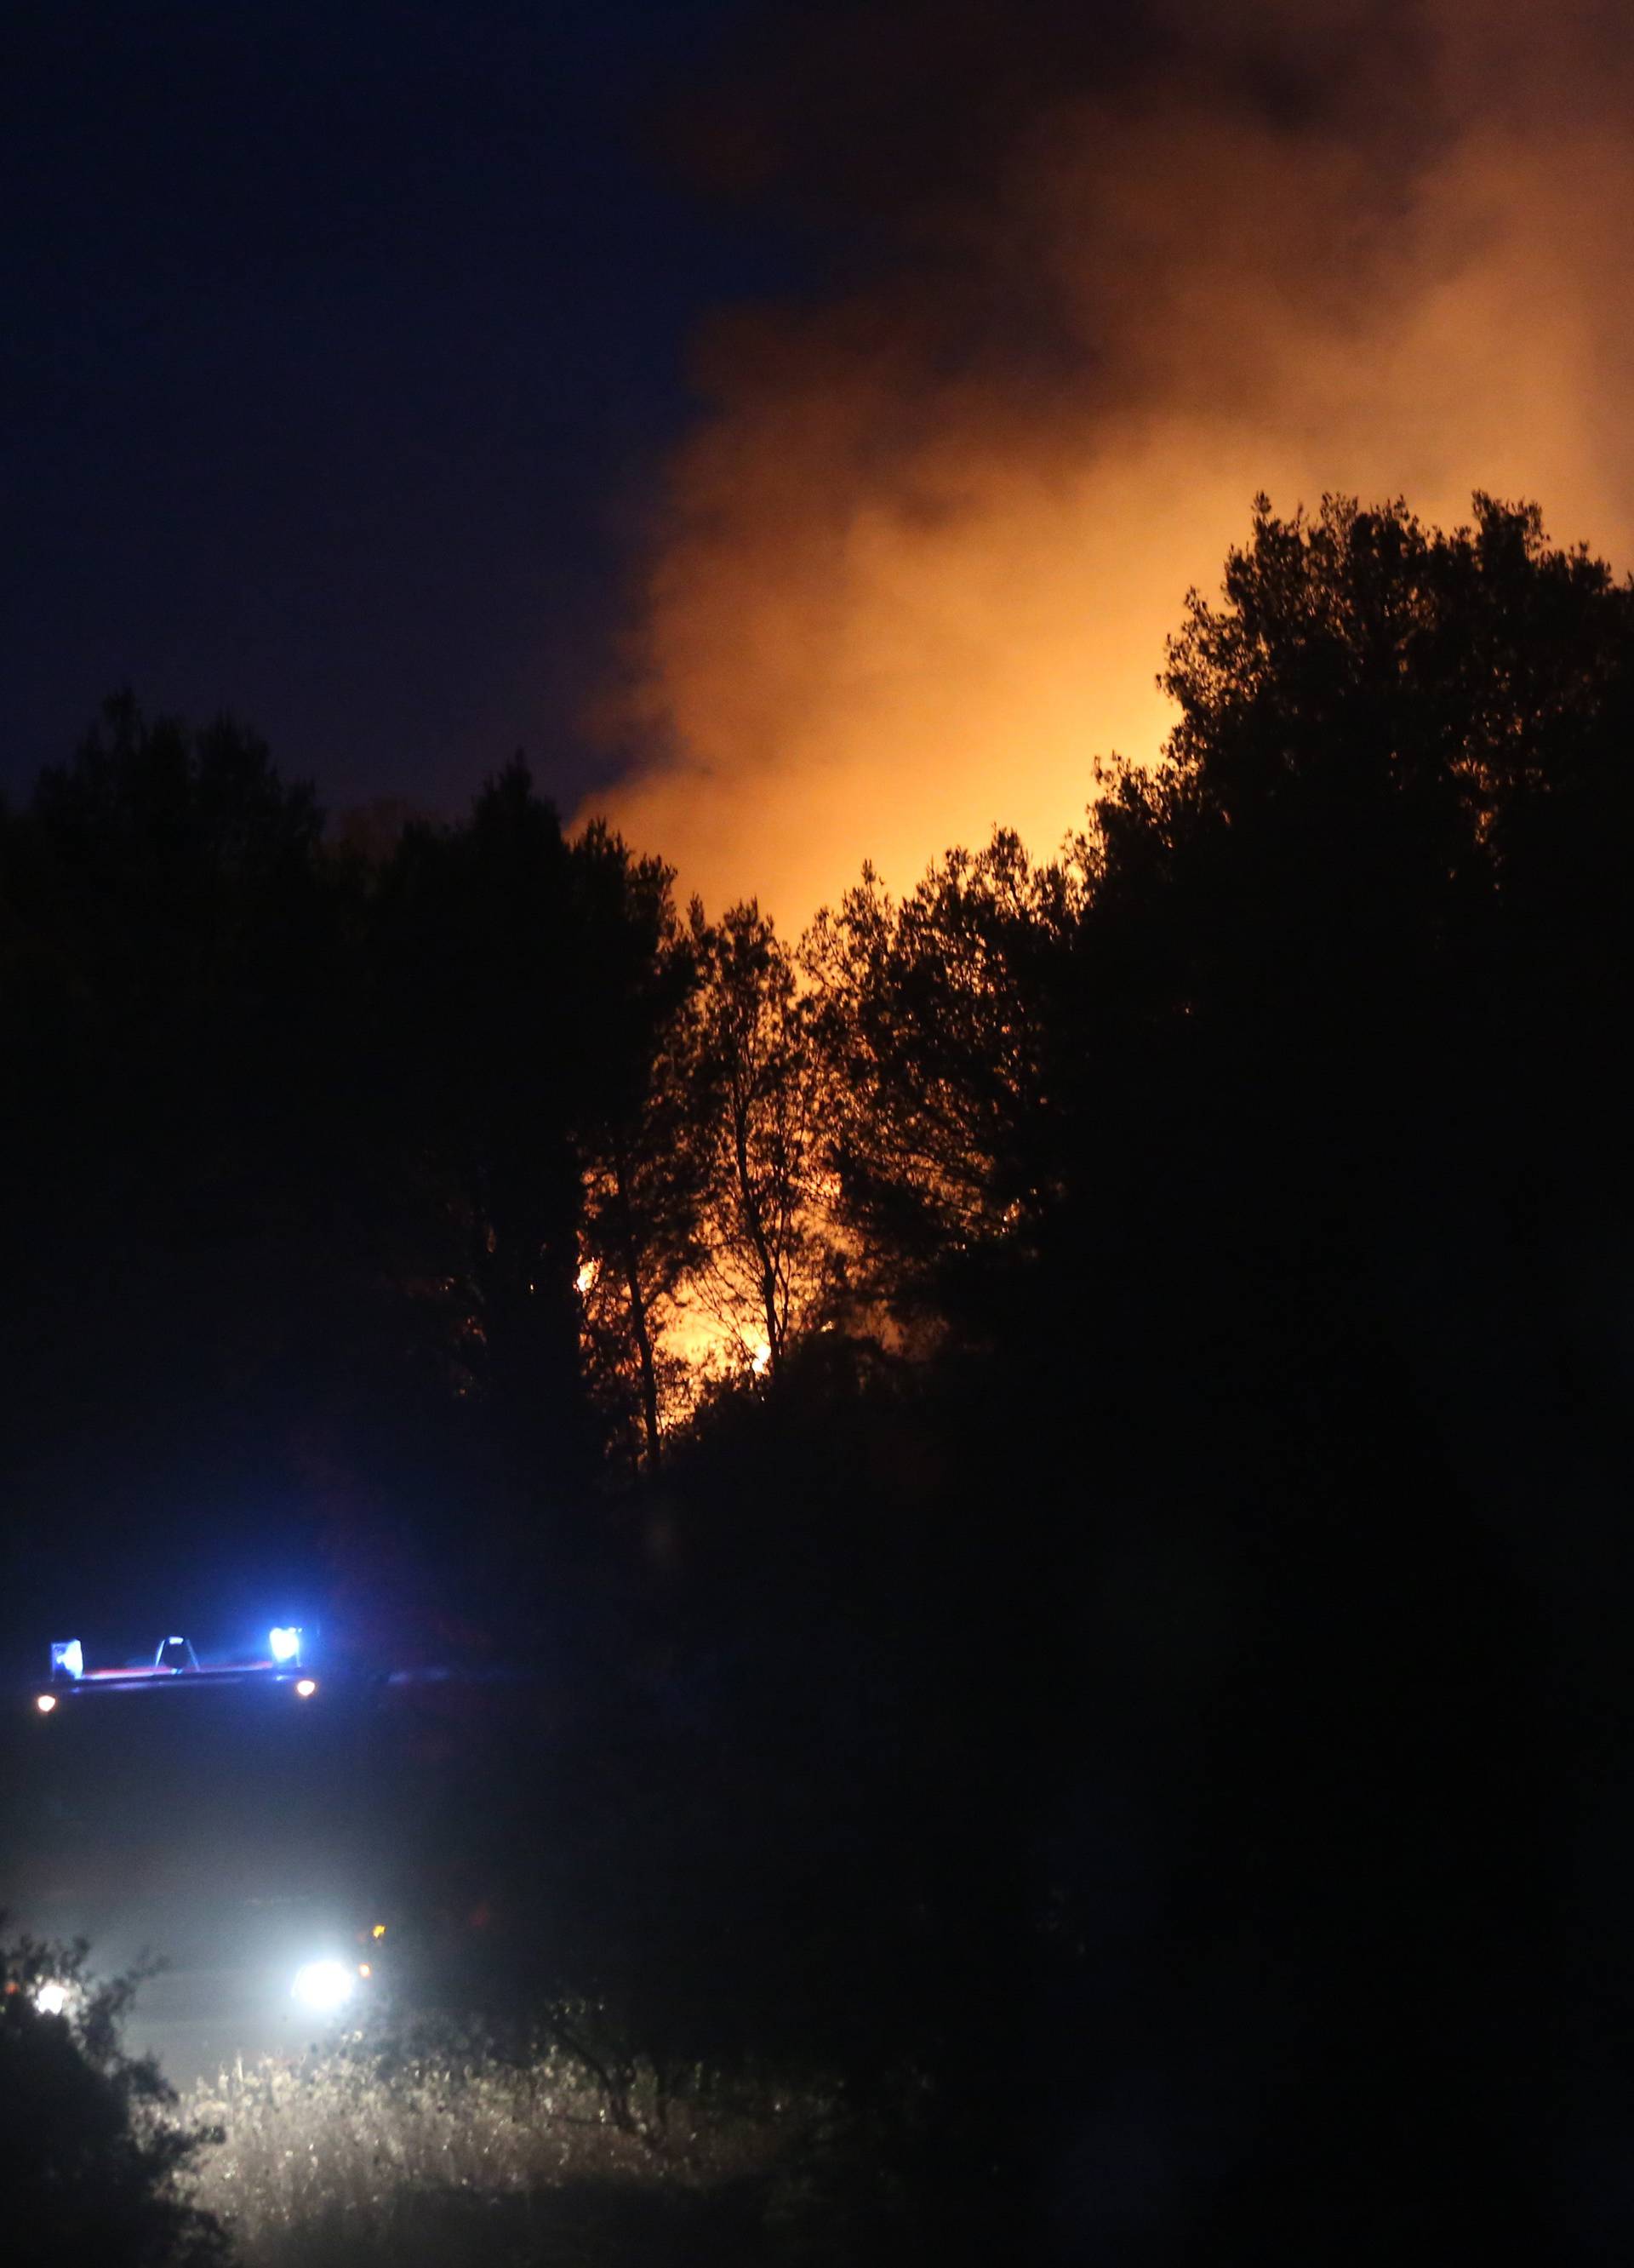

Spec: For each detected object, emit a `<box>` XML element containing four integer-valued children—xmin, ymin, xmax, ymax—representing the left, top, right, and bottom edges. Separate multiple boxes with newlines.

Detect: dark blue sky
<box><xmin>2</xmin><ymin>0</ymin><xmax>786</xmax><ymax>822</ymax></box>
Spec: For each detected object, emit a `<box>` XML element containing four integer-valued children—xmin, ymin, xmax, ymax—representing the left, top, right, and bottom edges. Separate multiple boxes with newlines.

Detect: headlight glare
<box><xmin>293</xmin><ymin>1959</ymin><xmax>355</xmax><ymax>2013</ymax></box>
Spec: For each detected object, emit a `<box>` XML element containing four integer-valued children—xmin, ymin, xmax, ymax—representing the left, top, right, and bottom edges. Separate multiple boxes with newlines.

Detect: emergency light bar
<box><xmin>34</xmin><ymin>1626</ymin><xmax>320</xmax><ymax>1708</ymax></box>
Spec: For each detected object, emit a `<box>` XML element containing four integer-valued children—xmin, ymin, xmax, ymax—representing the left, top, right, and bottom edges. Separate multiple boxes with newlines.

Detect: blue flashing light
<box><xmin>269</xmin><ymin>1625</ymin><xmax>301</xmax><ymax>1665</ymax></box>
<box><xmin>50</xmin><ymin>1640</ymin><xmax>83</xmax><ymax>1682</ymax></box>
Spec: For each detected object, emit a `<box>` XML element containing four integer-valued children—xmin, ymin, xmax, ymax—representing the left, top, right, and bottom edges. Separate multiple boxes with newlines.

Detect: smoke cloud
<box><xmin>586</xmin><ymin>0</ymin><xmax>1634</xmax><ymax>927</ymax></box>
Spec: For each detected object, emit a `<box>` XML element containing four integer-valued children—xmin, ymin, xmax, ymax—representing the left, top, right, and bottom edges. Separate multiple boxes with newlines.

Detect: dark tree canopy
<box><xmin>5</xmin><ymin>497</ymin><xmax>1634</xmax><ymax>2259</ymax></box>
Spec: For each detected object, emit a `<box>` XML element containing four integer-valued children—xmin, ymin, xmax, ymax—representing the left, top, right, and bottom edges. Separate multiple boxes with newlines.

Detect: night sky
<box><xmin>3</xmin><ymin>0</ymin><xmax>778</xmax><ymax>826</ymax></box>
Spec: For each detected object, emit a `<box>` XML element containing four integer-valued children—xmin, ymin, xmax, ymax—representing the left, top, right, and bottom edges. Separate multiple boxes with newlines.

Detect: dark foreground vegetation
<box><xmin>1</xmin><ymin>1934</ymin><xmax>226</xmax><ymax>2265</ymax></box>
<box><xmin>5</xmin><ymin>494</ymin><xmax>1633</xmax><ymax>2259</ymax></box>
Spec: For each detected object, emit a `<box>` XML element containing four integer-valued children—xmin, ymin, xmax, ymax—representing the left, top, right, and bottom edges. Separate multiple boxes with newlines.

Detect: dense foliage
<box><xmin>0</xmin><ymin>1934</ymin><xmax>227</xmax><ymax>2265</ymax></box>
<box><xmin>5</xmin><ymin>494</ymin><xmax>1632</xmax><ymax>2257</ymax></box>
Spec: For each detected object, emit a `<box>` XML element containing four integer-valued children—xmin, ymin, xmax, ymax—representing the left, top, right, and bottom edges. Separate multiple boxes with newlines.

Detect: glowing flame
<box><xmin>575</xmin><ymin>1260</ymin><xmax>597</xmax><ymax>1297</ymax></box>
<box><xmin>751</xmin><ymin>1340</ymin><xmax>772</xmax><ymax>1378</ymax></box>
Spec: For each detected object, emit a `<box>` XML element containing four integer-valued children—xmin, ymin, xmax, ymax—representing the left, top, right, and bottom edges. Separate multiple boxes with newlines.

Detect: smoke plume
<box><xmin>586</xmin><ymin>0</ymin><xmax>1634</xmax><ymax>926</ymax></box>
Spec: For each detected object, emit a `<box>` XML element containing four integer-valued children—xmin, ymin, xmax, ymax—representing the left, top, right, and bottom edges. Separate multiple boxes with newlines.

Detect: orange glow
<box><xmin>35</xmin><ymin>1693</ymin><xmax>56</xmax><ymax>1714</ymax></box>
<box><xmin>294</xmin><ymin>1677</ymin><xmax>317</xmax><ymax>1698</ymax></box>
<box><xmin>372</xmin><ymin>1922</ymin><xmax>387</xmax><ymax>1939</ymax></box>
<box><xmin>586</xmin><ymin>5</ymin><xmax>1634</xmax><ymax>932</ymax></box>
<box><xmin>575</xmin><ymin>1260</ymin><xmax>597</xmax><ymax>1297</ymax></box>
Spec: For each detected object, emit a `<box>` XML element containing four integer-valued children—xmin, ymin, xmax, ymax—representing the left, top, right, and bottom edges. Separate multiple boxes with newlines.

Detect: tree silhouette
<box><xmin>364</xmin><ymin>762</ymin><xmax>591</xmax><ymax>1459</ymax></box>
<box><xmin>803</xmin><ymin>832</ymin><xmax>1076</xmax><ymax>1333</ymax></box>
<box><xmin>1012</xmin><ymin>494</ymin><xmax>1634</xmax><ymax>2254</ymax></box>
<box><xmin>0</xmin><ymin>692</ymin><xmax>358</xmax><ymax>1562</ymax></box>
<box><xmin>571</xmin><ymin>826</ymin><xmax>706</xmax><ymax>1471</ymax></box>
<box><xmin>0</xmin><ymin>1932</ymin><xmax>227</xmax><ymax>2265</ymax></box>
<box><xmin>686</xmin><ymin>901</ymin><xmax>838</xmax><ymax>1379</ymax></box>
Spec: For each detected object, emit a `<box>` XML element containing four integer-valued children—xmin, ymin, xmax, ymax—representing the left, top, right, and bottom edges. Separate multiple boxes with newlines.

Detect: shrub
<box><xmin>181</xmin><ymin>2014</ymin><xmax>907</xmax><ymax>2266</ymax></box>
<box><xmin>0</xmin><ymin>1928</ymin><xmax>229</xmax><ymax>2266</ymax></box>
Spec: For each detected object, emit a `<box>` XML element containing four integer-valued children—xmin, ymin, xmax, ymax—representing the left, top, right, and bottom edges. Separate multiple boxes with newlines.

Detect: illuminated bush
<box><xmin>180</xmin><ymin>2018</ymin><xmax>857</xmax><ymax>2266</ymax></box>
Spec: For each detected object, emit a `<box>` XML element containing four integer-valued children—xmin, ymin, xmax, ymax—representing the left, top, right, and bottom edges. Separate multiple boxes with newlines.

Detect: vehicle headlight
<box><xmin>292</xmin><ymin>1959</ymin><xmax>356</xmax><ymax>2013</ymax></box>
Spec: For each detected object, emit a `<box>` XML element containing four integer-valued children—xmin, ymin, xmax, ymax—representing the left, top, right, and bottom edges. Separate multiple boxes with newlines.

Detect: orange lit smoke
<box><xmin>585</xmin><ymin>0</ymin><xmax>1634</xmax><ymax>930</ymax></box>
